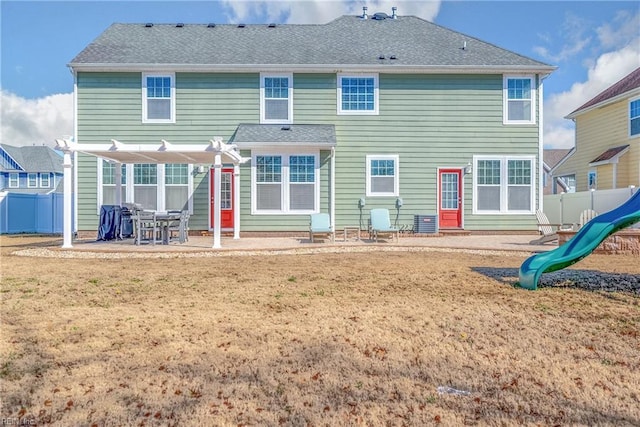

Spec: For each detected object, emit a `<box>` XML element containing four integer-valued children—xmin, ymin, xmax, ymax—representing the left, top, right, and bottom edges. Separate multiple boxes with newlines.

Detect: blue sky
<box><xmin>1</xmin><ymin>1</ymin><xmax>639</xmax><ymax>148</ymax></box>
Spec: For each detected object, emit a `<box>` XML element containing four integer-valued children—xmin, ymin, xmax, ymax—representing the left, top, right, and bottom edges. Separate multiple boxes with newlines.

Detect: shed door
<box><xmin>438</xmin><ymin>169</ymin><xmax>462</xmax><ymax>229</ymax></box>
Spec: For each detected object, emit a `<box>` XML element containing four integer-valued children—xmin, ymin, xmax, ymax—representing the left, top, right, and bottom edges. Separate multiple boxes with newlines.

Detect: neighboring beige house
<box><xmin>554</xmin><ymin>67</ymin><xmax>640</xmax><ymax>192</ymax></box>
<box><xmin>543</xmin><ymin>148</ymin><xmax>572</xmax><ymax>194</ymax></box>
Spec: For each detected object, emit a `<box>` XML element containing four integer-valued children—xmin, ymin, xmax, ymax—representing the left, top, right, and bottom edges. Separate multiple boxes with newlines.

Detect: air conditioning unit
<box><xmin>414</xmin><ymin>214</ymin><xmax>438</xmax><ymax>234</ymax></box>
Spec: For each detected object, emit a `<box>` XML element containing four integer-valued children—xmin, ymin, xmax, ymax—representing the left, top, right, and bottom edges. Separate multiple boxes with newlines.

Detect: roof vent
<box><xmin>392</xmin><ymin>6</ymin><xmax>397</xmax><ymax>19</ymax></box>
<box><xmin>378</xmin><ymin>55</ymin><xmax>385</xmax><ymax>60</ymax></box>
<box><xmin>237</xmin><ymin>23</ymin><xmax>246</xmax><ymax>28</ymax></box>
<box><xmin>145</xmin><ymin>23</ymin><xmax>153</xmax><ymax>28</ymax></box>
<box><xmin>372</xmin><ymin>12</ymin><xmax>388</xmax><ymax>20</ymax></box>
<box><xmin>281</xmin><ymin>125</ymin><xmax>291</xmax><ymax>131</ymax></box>
<box><xmin>390</xmin><ymin>55</ymin><xmax>397</xmax><ymax>60</ymax></box>
<box><xmin>176</xmin><ymin>23</ymin><xmax>184</xmax><ymax>28</ymax></box>
<box><xmin>207</xmin><ymin>23</ymin><xmax>216</xmax><ymax>28</ymax></box>
<box><xmin>362</xmin><ymin>6</ymin><xmax>368</xmax><ymax>19</ymax></box>
<box><xmin>268</xmin><ymin>23</ymin><xmax>276</xmax><ymax>28</ymax></box>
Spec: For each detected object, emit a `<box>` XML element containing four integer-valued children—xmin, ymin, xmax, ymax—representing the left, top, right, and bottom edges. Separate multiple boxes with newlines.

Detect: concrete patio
<box><xmin>64</xmin><ymin>232</ymin><xmax>554</xmax><ymax>255</ymax></box>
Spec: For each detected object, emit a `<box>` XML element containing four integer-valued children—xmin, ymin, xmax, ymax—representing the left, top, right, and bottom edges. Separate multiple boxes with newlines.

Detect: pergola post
<box><xmin>233</xmin><ymin>164</ymin><xmax>240</xmax><ymax>239</ymax></box>
<box><xmin>56</xmin><ymin>140</ymin><xmax>74</xmax><ymax>248</ymax></box>
<box><xmin>213</xmin><ymin>153</ymin><xmax>222</xmax><ymax>249</ymax></box>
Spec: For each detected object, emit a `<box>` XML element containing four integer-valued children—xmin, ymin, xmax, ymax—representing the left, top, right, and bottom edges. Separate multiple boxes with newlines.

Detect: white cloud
<box><xmin>220</xmin><ymin>0</ymin><xmax>441</xmax><ymax>24</ymax></box>
<box><xmin>0</xmin><ymin>91</ymin><xmax>73</xmax><ymax>148</ymax></box>
<box><xmin>534</xmin><ymin>12</ymin><xmax>592</xmax><ymax>63</ymax></box>
<box><xmin>597</xmin><ymin>10</ymin><xmax>640</xmax><ymax>49</ymax></box>
<box><xmin>544</xmin><ymin>38</ymin><xmax>640</xmax><ymax>149</ymax></box>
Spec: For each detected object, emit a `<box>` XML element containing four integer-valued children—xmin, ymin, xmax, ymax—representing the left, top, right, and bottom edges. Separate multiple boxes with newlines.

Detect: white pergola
<box><xmin>55</xmin><ymin>137</ymin><xmax>249</xmax><ymax>249</ymax></box>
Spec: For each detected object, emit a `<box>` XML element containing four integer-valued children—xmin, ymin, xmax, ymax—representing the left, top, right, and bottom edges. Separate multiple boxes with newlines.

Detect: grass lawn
<box><xmin>1</xmin><ymin>235</ymin><xmax>639</xmax><ymax>426</ymax></box>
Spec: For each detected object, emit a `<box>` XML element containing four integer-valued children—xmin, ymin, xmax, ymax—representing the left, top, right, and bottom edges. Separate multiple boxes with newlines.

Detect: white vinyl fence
<box><xmin>543</xmin><ymin>186</ymin><xmax>638</xmax><ymax>228</ymax></box>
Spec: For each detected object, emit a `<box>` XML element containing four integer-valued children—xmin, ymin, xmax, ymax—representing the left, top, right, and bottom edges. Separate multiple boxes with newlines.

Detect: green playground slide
<box><xmin>519</xmin><ymin>189</ymin><xmax>640</xmax><ymax>290</ymax></box>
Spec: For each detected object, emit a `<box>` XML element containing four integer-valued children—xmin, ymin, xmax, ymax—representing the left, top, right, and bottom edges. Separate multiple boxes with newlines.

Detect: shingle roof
<box><xmin>0</xmin><ymin>144</ymin><xmax>63</xmax><ymax>173</ymax></box>
<box><xmin>568</xmin><ymin>67</ymin><xmax>640</xmax><ymax>117</ymax></box>
<box><xmin>70</xmin><ymin>15</ymin><xmax>553</xmax><ymax>71</ymax></box>
<box><xmin>232</xmin><ymin>124</ymin><xmax>336</xmax><ymax>147</ymax></box>
<box><xmin>589</xmin><ymin>145</ymin><xmax>629</xmax><ymax>165</ymax></box>
<box><xmin>543</xmin><ymin>149</ymin><xmax>572</xmax><ymax>170</ymax></box>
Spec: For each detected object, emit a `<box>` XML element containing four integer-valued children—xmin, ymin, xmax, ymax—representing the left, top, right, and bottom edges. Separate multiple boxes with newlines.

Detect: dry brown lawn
<box><xmin>1</xmin><ymin>235</ymin><xmax>639</xmax><ymax>426</ymax></box>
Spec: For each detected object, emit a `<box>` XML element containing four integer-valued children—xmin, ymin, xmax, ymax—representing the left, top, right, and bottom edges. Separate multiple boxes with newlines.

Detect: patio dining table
<box><xmin>154</xmin><ymin>211</ymin><xmax>183</xmax><ymax>245</ymax></box>
<box><xmin>134</xmin><ymin>210</ymin><xmax>183</xmax><ymax>245</ymax></box>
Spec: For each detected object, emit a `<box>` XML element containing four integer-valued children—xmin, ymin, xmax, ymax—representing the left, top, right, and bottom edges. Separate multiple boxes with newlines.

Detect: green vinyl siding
<box><xmin>76</xmin><ymin>71</ymin><xmax>540</xmax><ymax>232</ymax></box>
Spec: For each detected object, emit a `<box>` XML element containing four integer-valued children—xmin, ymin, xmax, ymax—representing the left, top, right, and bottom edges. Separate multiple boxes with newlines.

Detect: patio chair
<box><xmin>168</xmin><ymin>210</ymin><xmax>190</xmax><ymax>243</ymax></box>
<box><xmin>529</xmin><ymin>209</ymin><xmax>570</xmax><ymax>245</ymax></box>
<box><xmin>579</xmin><ymin>209</ymin><xmax>598</xmax><ymax>228</ymax></box>
<box><xmin>369</xmin><ymin>208</ymin><xmax>399</xmax><ymax>242</ymax></box>
<box><xmin>134</xmin><ymin>210</ymin><xmax>158</xmax><ymax>245</ymax></box>
<box><xmin>309</xmin><ymin>213</ymin><xmax>334</xmax><ymax>243</ymax></box>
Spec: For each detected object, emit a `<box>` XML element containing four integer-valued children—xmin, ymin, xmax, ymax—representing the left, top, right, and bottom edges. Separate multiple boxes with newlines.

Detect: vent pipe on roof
<box><xmin>145</xmin><ymin>23</ymin><xmax>153</xmax><ymax>28</ymax></box>
<box><xmin>176</xmin><ymin>23</ymin><xmax>184</xmax><ymax>28</ymax></box>
<box><xmin>392</xmin><ymin>7</ymin><xmax>397</xmax><ymax>19</ymax></box>
<box><xmin>362</xmin><ymin>6</ymin><xmax>368</xmax><ymax>19</ymax></box>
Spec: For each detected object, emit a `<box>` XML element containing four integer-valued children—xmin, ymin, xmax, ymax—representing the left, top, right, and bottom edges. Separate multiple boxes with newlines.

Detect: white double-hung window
<box><xmin>474</xmin><ymin>156</ymin><xmax>535</xmax><ymax>214</ymax></box>
<box><xmin>366</xmin><ymin>155</ymin><xmax>399</xmax><ymax>197</ymax></box>
<box><xmin>165</xmin><ymin>164</ymin><xmax>189</xmax><ymax>211</ymax></box>
<box><xmin>101</xmin><ymin>162</ymin><xmax>126</xmax><ymax>205</ymax></box>
<box><xmin>40</xmin><ymin>173</ymin><xmax>50</xmax><ymax>188</ymax></box>
<box><xmin>9</xmin><ymin>173</ymin><xmax>19</xmax><ymax>188</ymax></box>
<box><xmin>503</xmin><ymin>76</ymin><xmax>535</xmax><ymax>124</ymax></box>
<box><xmin>252</xmin><ymin>152</ymin><xmax>318</xmax><ymax>214</ymax></box>
<box><xmin>142</xmin><ymin>73</ymin><xmax>175</xmax><ymax>123</ymax></box>
<box><xmin>27</xmin><ymin>173</ymin><xmax>38</xmax><ymax>188</ymax></box>
<box><xmin>98</xmin><ymin>160</ymin><xmax>192</xmax><ymax>212</ymax></box>
<box><xmin>261</xmin><ymin>74</ymin><xmax>293</xmax><ymax>123</ymax></box>
<box><xmin>338</xmin><ymin>74</ymin><xmax>378</xmax><ymax>115</ymax></box>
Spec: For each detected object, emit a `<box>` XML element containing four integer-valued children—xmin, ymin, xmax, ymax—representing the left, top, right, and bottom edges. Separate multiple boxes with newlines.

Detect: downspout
<box><xmin>73</xmin><ymin>68</ymin><xmax>78</xmax><ymax>237</ymax></box>
<box><xmin>330</xmin><ymin>147</ymin><xmax>336</xmax><ymax>232</ymax></box>
<box><xmin>538</xmin><ymin>74</ymin><xmax>547</xmax><ymax>213</ymax></box>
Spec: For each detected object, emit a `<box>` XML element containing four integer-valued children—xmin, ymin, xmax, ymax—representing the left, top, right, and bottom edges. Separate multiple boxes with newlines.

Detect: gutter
<box><xmin>68</xmin><ymin>63</ymin><xmax>557</xmax><ymax>75</ymax></box>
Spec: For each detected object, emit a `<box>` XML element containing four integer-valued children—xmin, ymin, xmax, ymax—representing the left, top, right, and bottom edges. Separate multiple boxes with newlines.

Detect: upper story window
<box><xmin>503</xmin><ymin>76</ymin><xmax>535</xmax><ymax>124</ymax></box>
<box><xmin>630</xmin><ymin>97</ymin><xmax>640</xmax><ymax>137</ymax></box>
<box><xmin>40</xmin><ymin>173</ymin><xmax>50</xmax><ymax>188</ymax></box>
<box><xmin>366</xmin><ymin>155</ymin><xmax>399</xmax><ymax>197</ymax></box>
<box><xmin>338</xmin><ymin>74</ymin><xmax>379</xmax><ymax>115</ymax></box>
<box><xmin>27</xmin><ymin>173</ymin><xmax>38</xmax><ymax>188</ymax></box>
<box><xmin>142</xmin><ymin>73</ymin><xmax>175</xmax><ymax>123</ymax></box>
<box><xmin>9</xmin><ymin>173</ymin><xmax>19</xmax><ymax>188</ymax></box>
<box><xmin>261</xmin><ymin>73</ymin><xmax>293</xmax><ymax>124</ymax></box>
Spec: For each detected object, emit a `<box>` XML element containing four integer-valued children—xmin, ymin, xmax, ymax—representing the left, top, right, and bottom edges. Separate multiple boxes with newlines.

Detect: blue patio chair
<box><xmin>309</xmin><ymin>213</ymin><xmax>334</xmax><ymax>243</ymax></box>
<box><xmin>370</xmin><ymin>208</ymin><xmax>399</xmax><ymax>242</ymax></box>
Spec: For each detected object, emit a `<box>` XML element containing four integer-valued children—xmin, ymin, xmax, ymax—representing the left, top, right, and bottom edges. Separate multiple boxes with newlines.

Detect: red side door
<box><xmin>438</xmin><ymin>169</ymin><xmax>463</xmax><ymax>229</ymax></box>
<box><xmin>209</xmin><ymin>167</ymin><xmax>234</xmax><ymax>230</ymax></box>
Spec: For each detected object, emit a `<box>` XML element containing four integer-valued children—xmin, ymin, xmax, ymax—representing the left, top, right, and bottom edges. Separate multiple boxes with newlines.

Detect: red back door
<box><xmin>210</xmin><ymin>168</ymin><xmax>234</xmax><ymax>230</ymax></box>
<box><xmin>438</xmin><ymin>169</ymin><xmax>463</xmax><ymax>229</ymax></box>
